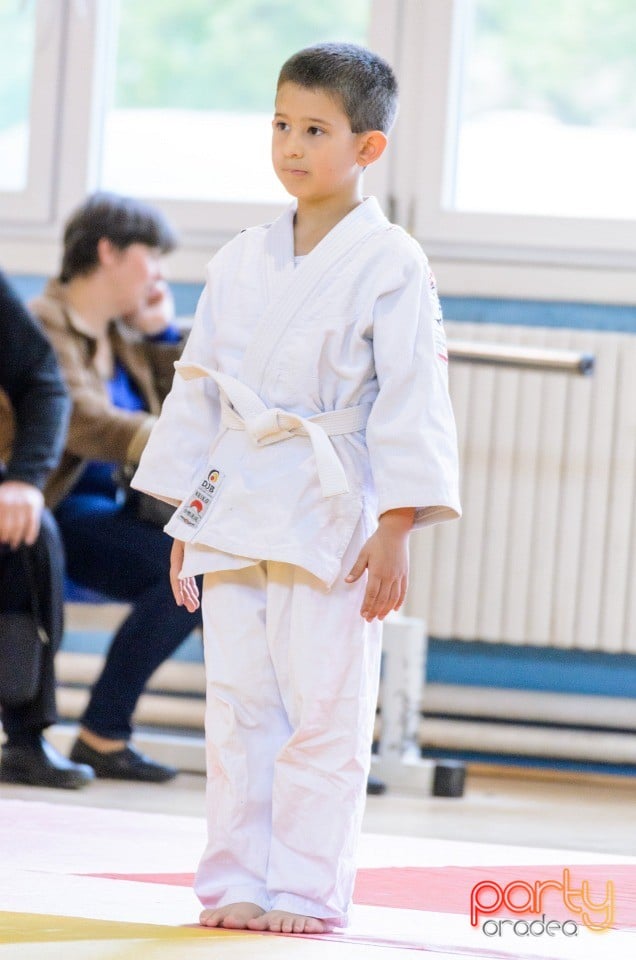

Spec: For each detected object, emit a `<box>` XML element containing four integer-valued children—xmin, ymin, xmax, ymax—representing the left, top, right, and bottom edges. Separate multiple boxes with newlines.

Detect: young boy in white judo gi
<box><xmin>132</xmin><ymin>42</ymin><xmax>461</xmax><ymax>935</ymax></box>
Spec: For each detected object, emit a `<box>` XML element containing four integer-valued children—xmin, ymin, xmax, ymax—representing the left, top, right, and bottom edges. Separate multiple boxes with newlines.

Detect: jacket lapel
<box><xmin>241</xmin><ymin>196</ymin><xmax>390</xmax><ymax>393</ymax></box>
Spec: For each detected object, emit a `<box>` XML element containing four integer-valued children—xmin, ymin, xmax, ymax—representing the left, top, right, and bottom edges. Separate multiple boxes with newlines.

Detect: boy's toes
<box><xmin>302</xmin><ymin>915</ymin><xmax>327</xmax><ymax>933</ymax></box>
<box><xmin>199</xmin><ymin>908</ymin><xmax>222</xmax><ymax>927</ymax></box>
<box><xmin>246</xmin><ymin>910</ymin><xmax>326</xmax><ymax>934</ymax></box>
<box><xmin>200</xmin><ymin>902</ymin><xmax>265</xmax><ymax>929</ymax></box>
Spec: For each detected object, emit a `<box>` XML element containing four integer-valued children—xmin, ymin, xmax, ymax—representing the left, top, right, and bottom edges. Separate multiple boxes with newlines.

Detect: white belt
<box><xmin>175</xmin><ymin>362</ymin><xmax>370</xmax><ymax>498</ymax></box>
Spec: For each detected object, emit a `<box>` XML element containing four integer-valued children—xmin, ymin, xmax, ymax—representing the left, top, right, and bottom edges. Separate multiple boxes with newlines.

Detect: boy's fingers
<box><xmin>179</xmin><ymin>577</ymin><xmax>199</xmax><ymax>612</ymax></box>
<box><xmin>169</xmin><ymin>568</ymin><xmax>184</xmax><ymax>606</ymax></box>
<box><xmin>184</xmin><ymin>594</ymin><xmax>199</xmax><ymax>613</ymax></box>
<box><xmin>345</xmin><ymin>552</ymin><xmax>368</xmax><ymax>582</ymax></box>
<box><xmin>394</xmin><ymin>578</ymin><xmax>407</xmax><ymax>610</ymax></box>
<box><xmin>373</xmin><ymin>585</ymin><xmax>391</xmax><ymax>615</ymax></box>
<box><xmin>361</xmin><ymin>574</ymin><xmax>384</xmax><ymax>619</ymax></box>
<box><xmin>187</xmin><ymin>581</ymin><xmax>200</xmax><ymax>609</ymax></box>
<box><xmin>379</xmin><ymin>581</ymin><xmax>400</xmax><ymax>619</ymax></box>
<box><xmin>179</xmin><ymin>590</ymin><xmax>195</xmax><ymax>612</ymax></box>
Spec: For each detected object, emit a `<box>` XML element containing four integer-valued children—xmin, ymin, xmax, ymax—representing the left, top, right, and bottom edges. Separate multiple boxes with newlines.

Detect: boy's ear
<box><xmin>357</xmin><ymin>130</ymin><xmax>388</xmax><ymax>168</ymax></box>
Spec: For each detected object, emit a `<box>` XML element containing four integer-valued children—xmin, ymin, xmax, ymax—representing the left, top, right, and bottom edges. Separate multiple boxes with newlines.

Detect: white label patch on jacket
<box><xmin>176</xmin><ymin>468</ymin><xmax>226</xmax><ymax>529</ymax></box>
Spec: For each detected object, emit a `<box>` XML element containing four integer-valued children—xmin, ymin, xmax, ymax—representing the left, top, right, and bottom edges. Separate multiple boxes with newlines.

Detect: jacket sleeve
<box><xmin>0</xmin><ymin>273</ymin><xmax>70</xmax><ymax>488</ymax></box>
<box><xmin>32</xmin><ymin>299</ymin><xmax>154</xmax><ymax>466</ymax></box>
<box><xmin>365</xmin><ymin>240</ymin><xmax>461</xmax><ymax>529</ymax></box>
<box><xmin>132</xmin><ymin>282</ymin><xmax>222</xmax><ymax>504</ymax></box>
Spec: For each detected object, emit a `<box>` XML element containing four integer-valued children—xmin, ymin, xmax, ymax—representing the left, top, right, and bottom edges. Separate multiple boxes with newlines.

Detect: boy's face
<box><xmin>272</xmin><ymin>82</ymin><xmax>368</xmax><ymax>205</ymax></box>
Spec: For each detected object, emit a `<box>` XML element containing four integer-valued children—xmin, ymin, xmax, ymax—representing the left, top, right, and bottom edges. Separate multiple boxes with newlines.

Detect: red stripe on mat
<box><xmin>82</xmin><ymin>864</ymin><xmax>636</xmax><ymax>929</ymax></box>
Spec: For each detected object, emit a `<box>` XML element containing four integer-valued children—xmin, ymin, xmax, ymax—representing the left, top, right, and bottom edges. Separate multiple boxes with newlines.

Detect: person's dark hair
<box><xmin>277</xmin><ymin>42</ymin><xmax>398</xmax><ymax>134</ymax></box>
<box><xmin>59</xmin><ymin>192</ymin><xmax>178</xmax><ymax>282</ymax></box>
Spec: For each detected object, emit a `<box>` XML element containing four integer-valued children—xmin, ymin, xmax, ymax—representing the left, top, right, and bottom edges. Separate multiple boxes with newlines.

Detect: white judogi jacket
<box><xmin>132</xmin><ymin>197</ymin><xmax>460</xmax><ymax>587</ymax></box>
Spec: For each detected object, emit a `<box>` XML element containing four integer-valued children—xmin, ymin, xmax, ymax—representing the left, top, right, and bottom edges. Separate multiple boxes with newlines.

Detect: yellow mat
<box><xmin>0</xmin><ymin>910</ymin><xmax>242</xmax><ymax>943</ymax></box>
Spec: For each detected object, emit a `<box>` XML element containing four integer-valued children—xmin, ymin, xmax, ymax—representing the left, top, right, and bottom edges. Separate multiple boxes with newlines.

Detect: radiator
<box><xmin>406</xmin><ymin>321</ymin><xmax>636</xmax><ymax>654</ymax></box>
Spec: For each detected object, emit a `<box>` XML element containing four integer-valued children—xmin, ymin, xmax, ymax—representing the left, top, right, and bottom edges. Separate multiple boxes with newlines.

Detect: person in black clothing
<box><xmin>0</xmin><ymin>270</ymin><xmax>93</xmax><ymax>788</ymax></box>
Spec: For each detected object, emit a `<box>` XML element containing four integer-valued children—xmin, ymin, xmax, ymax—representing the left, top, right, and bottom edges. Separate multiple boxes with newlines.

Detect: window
<box><xmin>408</xmin><ymin>0</ymin><xmax>636</xmax><ymax>267</ymax></box>
<box><xmin>0</xmin><ymin>2</ymin><xmax>36</xmax><ymax>192</ymax></box>
<box><xmin>0</xmin><ymin>1</ymin><xmax>63</xmax><ymax>221</ymax></box>
<box><xmin>452</xmin><ymin>0</ymin><xmax>636</xmax><ymax>220</ymax></box>
<box><xmin>100</xmin><ymin>0</ymin><xmax>372</xmax><ymax>205</ymax></box>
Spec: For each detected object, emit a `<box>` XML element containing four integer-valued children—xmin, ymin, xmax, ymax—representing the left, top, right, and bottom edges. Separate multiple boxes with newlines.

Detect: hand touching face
<box><xmin>124</xmin><ymin>278</ymin><xmax>176</xmax><ymax>336</ymax></box>
<box><xmin>102</xmin><ymin>241</ymin><xmax>174</xmax><ymax>333</ymax></box>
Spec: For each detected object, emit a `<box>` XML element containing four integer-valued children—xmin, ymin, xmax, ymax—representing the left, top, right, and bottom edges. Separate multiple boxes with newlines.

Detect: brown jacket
<box><xmin>29</xmin><ymin>279</ymin><xmax>184</xmax><ymax>508</ymax></box>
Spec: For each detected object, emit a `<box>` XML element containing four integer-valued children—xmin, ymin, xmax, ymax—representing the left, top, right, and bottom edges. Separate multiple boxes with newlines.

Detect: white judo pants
<box><xmin>194</xmin><ymin>532</ymin><xmax>382</xmax><ymax>926</ymax></box>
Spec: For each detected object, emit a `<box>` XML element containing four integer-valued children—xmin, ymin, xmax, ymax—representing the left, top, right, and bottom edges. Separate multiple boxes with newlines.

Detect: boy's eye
<box><xmin>307</xmin><ymin>126</ymin><xmax>324</xmax><ymax>136</ymax></box>
<box><xmin>273</xmin><ymin>120</ymin><xmax>289</xmax><ymax>131</ymax></box>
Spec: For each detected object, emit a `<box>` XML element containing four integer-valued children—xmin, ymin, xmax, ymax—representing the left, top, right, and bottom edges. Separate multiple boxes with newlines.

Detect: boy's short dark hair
<box><xmin>59</xmin><ymin>192</ymin><xmax>178</xmax><ymax>282</ymax></box>
<box><xmin>277</xmin><ymin>42</ymin><xmax>398</xmax><ymax>134</ymax></box>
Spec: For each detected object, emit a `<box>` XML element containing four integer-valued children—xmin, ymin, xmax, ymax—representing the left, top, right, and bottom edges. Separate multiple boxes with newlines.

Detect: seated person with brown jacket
<box><xmin>29</xmin><ymin>193</ymin><xmax>202</xmax><ymax>782</ymax></box>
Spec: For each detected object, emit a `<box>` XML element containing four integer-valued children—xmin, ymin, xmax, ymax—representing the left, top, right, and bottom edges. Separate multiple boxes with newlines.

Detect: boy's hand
<box><xmin>345</xmin><ymin>508</ymin><xmax>414</xmax><ymax>621</ymax></box>
<box><xmin>170</xmin><ymin>538</ymin><xmax>200</xmax><ymax>612</ymax></box>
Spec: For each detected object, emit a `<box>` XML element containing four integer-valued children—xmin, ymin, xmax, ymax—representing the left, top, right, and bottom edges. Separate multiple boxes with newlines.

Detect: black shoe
<box><xmin>70</xmin><ymin>739</ymin><xmax>178</xmax><ymax>783</ymax></box>
<box><xmin>367</xmin><ymin>774</ymin><xmax>387</xmax><ymax>796</ymax></box>
<box><xmin>0</xmin><ymin>737</ymin><xmax>94</xmax><ymax>790</ymax></box>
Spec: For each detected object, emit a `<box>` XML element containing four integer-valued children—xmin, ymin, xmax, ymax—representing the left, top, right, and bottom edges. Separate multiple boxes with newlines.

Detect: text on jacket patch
<box><xmin>176</xmin><ymin>468</ymin><xmax>226</xmax><ymax>528</ymax></box>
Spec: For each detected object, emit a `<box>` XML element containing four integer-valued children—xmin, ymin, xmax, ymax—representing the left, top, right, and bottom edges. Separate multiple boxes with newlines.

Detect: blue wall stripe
<box><xmin>9</xmin><ymin>274</ymin><xmax>636</xmax><ymax>333</ymax></box>
<box><xmin>427</xmin><ymin>639</ymin><xmax>636</xmax><ymax>698</ymax></box>
<box><xmin>441</xmin><ymin>296</ymin><xmax>636</xmax><ymax>333</ymax></box>
<box><xmin>421</xmin><ymin>747</ymin><xmax>636</xmax><ymax>778</ymax></box>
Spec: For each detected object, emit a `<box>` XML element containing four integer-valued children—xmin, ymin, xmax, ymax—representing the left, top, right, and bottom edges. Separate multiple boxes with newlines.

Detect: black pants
<box><xmin>0</xmin><ymin>509</ymin><xmax>64</xmax><ymax>740</ymax></box>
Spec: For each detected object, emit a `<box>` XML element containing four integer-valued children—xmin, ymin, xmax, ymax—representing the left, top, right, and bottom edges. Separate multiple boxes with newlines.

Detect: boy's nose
<box><xmin>284</xmin><ymin>133</ymin><xmax>303</xmax><ymax>158</ymax></box>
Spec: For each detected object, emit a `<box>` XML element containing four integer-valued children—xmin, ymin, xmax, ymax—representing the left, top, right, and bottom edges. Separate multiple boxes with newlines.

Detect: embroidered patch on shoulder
<box><xmin>176</xmin><ymin>468</ymin><xmax>226</xmax><ymax>529</ymax></box>
<box><xmin>434</xmin><ymin>325</ymin><xmax>449</xmax><ymax>364</ymax></box>
<box><xmin>428</xmin><ymin>268</ymin><xmax>444</xmax><ymax>324</ymax></box>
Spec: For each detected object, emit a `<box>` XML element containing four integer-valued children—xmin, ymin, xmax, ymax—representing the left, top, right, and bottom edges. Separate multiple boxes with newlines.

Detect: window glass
<box><xmin>101</xmin><ymin>0</ymin><xmax>371</xmax><ymax>202</ymax></box>
<box><xmin>0</xmin><ymin>2</ymin><xmax>36</xmax><ymax>192</ymax></box>
<box><xmin>452</xmin><ymin>0</ymin><xmax>636</xmax><ymax>219</ymax></box>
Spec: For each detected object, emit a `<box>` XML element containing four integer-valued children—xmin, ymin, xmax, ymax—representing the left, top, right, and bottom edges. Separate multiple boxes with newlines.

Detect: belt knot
<box><xmin>244</xmin><ymin>409</ymin><xmax>296</xmax><ymax>446</ymax></box>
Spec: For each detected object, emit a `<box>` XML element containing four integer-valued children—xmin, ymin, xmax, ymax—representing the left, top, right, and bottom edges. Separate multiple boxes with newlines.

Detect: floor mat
<box><xmin>1</xmin><ymin>798</ymin><xmax>634</xmax><ymax>959</ymax></box>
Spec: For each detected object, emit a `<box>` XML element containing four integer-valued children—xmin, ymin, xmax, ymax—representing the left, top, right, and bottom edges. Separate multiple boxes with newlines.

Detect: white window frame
<box><xmin>0</xmin><ymin>0</ymin><xmax>65</xmax><ymax>222</ymax></box>
<box><xmin>404</xmin><ymin>0</ymin><xmax>636</xmax><ymax>273</ymax></box>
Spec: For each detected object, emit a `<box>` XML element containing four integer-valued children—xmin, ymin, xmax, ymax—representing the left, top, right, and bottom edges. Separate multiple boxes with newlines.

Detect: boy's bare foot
<box><xmin>246</xmin><ymin>910</ymin><xmax>326</xmax><ymax>934</ymax></box>
<box><xmin>199</xmin><ymin>902</ymin><xmax>265</xmax><ymax>929</ymax></box>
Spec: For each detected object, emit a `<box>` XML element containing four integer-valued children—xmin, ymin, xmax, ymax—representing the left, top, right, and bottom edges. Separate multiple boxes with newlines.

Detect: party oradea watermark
<box><xmin>470</xmin><ymin>868</ymin><xmax>615</xmax><ymax>938</ymax></box>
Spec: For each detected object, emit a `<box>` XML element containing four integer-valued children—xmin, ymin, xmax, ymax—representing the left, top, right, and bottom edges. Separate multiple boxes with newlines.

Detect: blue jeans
<box><xmin>56</xmin><ymin>493</ymin><xmax>202</xmax><ymax>740</ymax></box>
